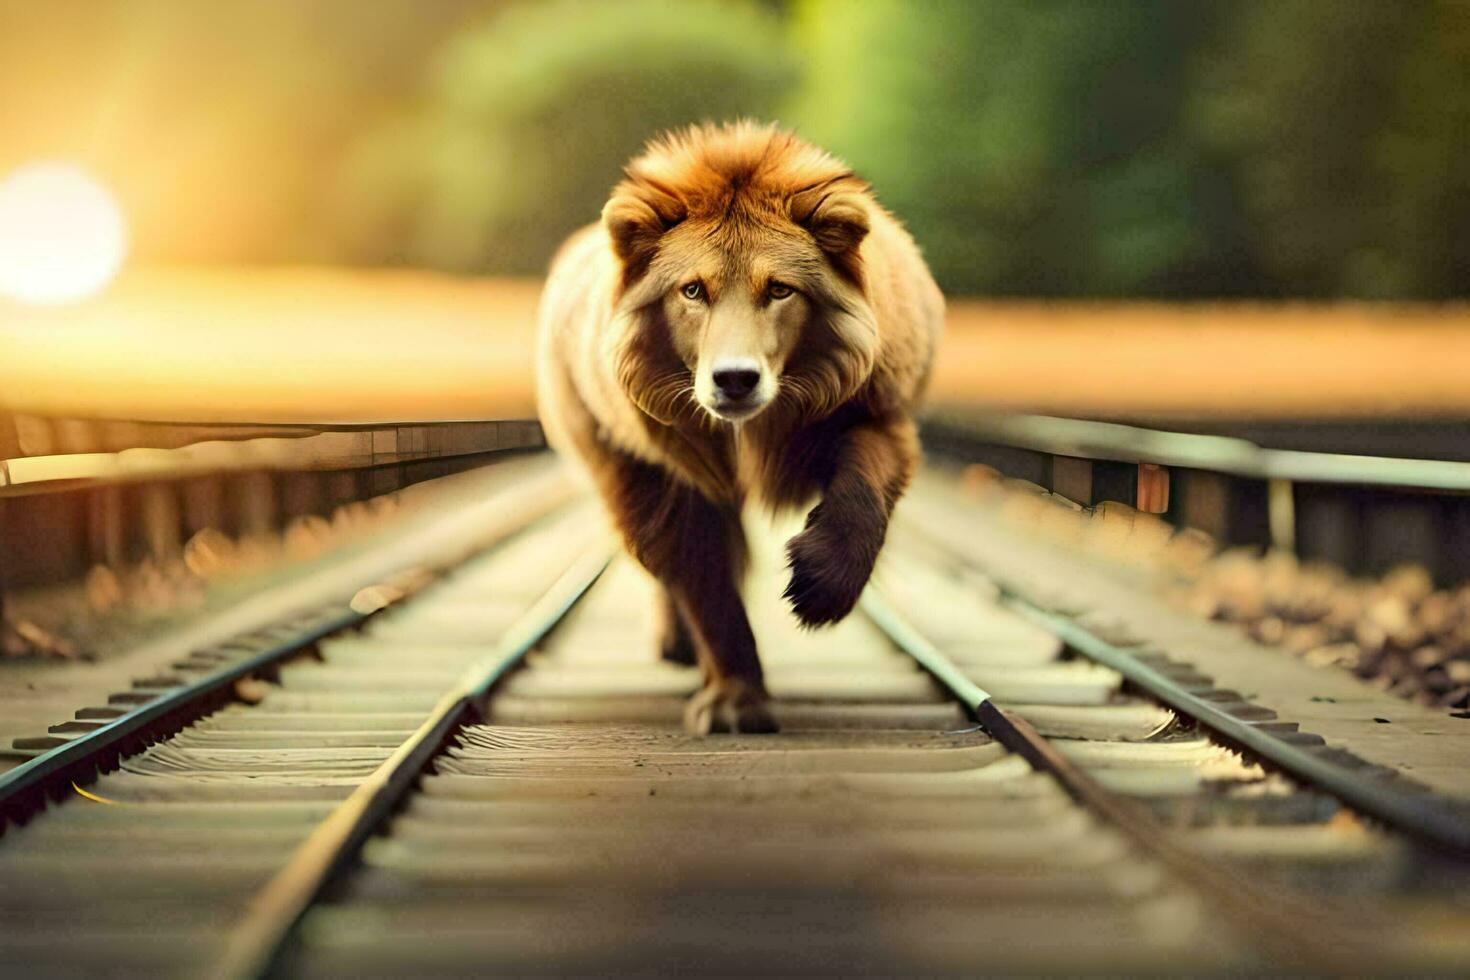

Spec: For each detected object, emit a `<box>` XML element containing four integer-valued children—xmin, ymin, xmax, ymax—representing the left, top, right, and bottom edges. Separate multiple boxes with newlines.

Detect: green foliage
<box><xmin>10</xmin><ymin>0</ymin><xmax>1467</xmax><ymax>298</ymax></box>
<box><xmin>1191</xmin><ymin>0</ymin><xmax>1470</xmax><ymax>298</ymax></box>
<box><xmin>789</xmin><ymin>0</ymin><xmax>1470</xmax><ymax>299</ymax></box>
<box><xmin>788</xmin><ymin>0</ymin><xmax>1221</xmax><ymax>297</ymax></box>
<box><xmin>338</xmin><ymin>0</ymin><xmax>796</xmax><ymax>273</ymax></box>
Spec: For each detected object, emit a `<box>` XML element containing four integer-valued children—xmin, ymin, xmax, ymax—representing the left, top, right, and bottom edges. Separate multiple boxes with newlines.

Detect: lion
<box><xmin>536</xmin><ymin>121</ymin><xmax>943</xmax><ymax>733</ymax></box>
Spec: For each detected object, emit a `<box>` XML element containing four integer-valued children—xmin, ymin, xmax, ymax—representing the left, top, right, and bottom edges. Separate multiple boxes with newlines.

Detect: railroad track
<box><xmin>3</xmin><ymin>457</ymin><xmax>1468</xmax><ymax>976</ymax></box>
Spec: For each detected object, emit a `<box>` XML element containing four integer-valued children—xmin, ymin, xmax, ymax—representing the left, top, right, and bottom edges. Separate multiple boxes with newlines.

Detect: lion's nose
<box><xmin>713</xmin><ymin>366</ymin><xmax>761</xmax><ymax>401</ymax></box>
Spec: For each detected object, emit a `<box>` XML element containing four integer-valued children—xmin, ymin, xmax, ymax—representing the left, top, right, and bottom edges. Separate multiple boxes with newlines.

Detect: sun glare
<box><xmin>0</xmin><ymin>162</ymin><xmax>128</xmax><ymax>306</ymax></box>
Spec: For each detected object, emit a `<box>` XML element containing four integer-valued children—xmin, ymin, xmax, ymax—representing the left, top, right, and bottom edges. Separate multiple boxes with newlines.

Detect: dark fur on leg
<box><xmin>784</xmin><ymin>484</ymin><xmax>886</xmax><ymax>627</ymax></box>
<box><xmin>784</xmin><ymin>416</ymin><xmax>917</xmax><ymax>628</ymax></box>
<box><xmin>656</xmin><ymin>589</ymin><xmax>698</xmax><ymax>666</ymax></box>
<box><xmin>597</xmin><ymin>443</ymin><xmax>776</xmax><ymax>734</ymax></box>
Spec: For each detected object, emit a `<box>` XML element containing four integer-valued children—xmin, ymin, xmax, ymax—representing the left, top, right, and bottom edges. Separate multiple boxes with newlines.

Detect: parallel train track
<box><xmin>3</xmin><ymin>453</ymin><xmax>1468</xmax><ymax>975</ymax></box>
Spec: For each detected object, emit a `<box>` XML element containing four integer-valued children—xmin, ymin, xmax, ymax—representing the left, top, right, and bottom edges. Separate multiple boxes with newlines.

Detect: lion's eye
<box><xmin>681</xmin><ymin>282</ymin><xmax>705</xmax><ymax>301</ymax></box>
<box><xmin>768</xmin><ymin>282</ymin><xmax>794</xmax><ymax>300</ymax></box>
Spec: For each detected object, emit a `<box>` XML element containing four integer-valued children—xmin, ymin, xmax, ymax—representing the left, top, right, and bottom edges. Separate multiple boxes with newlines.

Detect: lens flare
<box><xmin>0</xmin><ymin>162</ymin><xmax>128</xmax><ymax>305</ymax></box>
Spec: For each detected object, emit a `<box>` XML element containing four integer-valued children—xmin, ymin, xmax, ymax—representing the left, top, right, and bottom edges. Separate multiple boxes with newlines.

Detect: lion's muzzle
<box><xmin>700</xmin><ymin>356</ymin><xmax>773</xmax><ymax>422</ymax></box>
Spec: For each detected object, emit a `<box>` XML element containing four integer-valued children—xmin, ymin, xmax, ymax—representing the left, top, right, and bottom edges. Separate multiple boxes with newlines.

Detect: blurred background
<box><xmin>3</xmin><ymin>0</ymin><xmax>1467</xmax><ymax>300</ymax></box>
<box><xmin>3</xmin><ymin>0</ymin><xmax>1470</xmax><ymax>425</ymax></box>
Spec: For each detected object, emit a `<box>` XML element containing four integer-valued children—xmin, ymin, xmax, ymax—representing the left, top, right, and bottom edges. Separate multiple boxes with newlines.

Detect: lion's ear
<box><xmin>793</xmin><ymin>190</ymin><xmax>870</xmax><ymax>256</ymax></box>
<box><xmin>603</xmin><ymin>196</ymin><xmax>662</xmax><ymax>266</ymax></box>
<box><xmin>603</xmin><ymin>185</ymin><xmax>685</xmax><ymax>271</ymax></box>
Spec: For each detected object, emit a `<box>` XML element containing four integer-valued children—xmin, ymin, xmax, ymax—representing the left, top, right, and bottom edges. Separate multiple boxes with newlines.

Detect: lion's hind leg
<box><xmin>655</xmin><ymin>587</ymin><xmax>698</xmax><ymax>666</ymax></box>
<box><xmin>598</xmin><ymin>447</ymin><xmax>776</xmax><ymax>735</ymax></box>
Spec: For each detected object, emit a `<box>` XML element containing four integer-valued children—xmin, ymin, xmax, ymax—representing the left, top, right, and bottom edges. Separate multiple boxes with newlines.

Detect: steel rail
<box><xmin>0</xmin><ymin>605</ymin><xmax>365</xmax><ymax>828</ymax></box>
<box><xmin>928</xmin><ymin>408</ymin><xmax>1470</xmax><ymax>493</ymax></box>
<box><xmin>895</xmin><ymin>495</ymin><xmax>1470</xmax><ymax>860</ymax></box>
<box><xmin>861</xmin><ymin>585</ymin><xmax>1372</xmax><ymax>972</ymax></box>
<box><xmin>1004</xmin><ymin>597</ymin><xmax>1470</xmax><ymax>859</ymax></box>
<box><xmin>0</xmin><ymin>417</ymin><xmax>544</xmax><ymax>495</ymax></box>
<box><xmin>0</xmin><ymin>466</ymin><xmax>577</xmax><ymax>828</ymax></box>
<box><xmin>214</xmin><ymin>543</ymin><xmax>614</xmax><ymax>980</ymax></box>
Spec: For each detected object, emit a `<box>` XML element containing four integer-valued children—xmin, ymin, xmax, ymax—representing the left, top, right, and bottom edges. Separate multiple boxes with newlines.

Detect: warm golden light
<box><xmin>0</xmin><ymin>162</ymin><xmax>128</xmax><ymax>305</ymax></box>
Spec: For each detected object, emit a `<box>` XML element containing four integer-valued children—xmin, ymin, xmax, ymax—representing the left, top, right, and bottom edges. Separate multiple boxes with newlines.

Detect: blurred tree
<box><xmin>787</xmin><ymin>0</ymin><xmax>1228</xmax><ymax>298</ymax></box>
<box><xmin>336</xmin><ymin>0</ymin><xmax>796</xmax><ymax>273</ymax></box>
<box><xmin>4</xmin><ymin>0</ymin><xmax>1466</xmax><ymax>299</ymax></box>
<box><xmin>1192</xmin><ymin>0</ymin><xmax>1470</xmax><ymax>299</ymax></box>
<box><xmin>1385</xmin><ymin>2</ymin><xmax>1470</xmax><ymax>298</ymax></box>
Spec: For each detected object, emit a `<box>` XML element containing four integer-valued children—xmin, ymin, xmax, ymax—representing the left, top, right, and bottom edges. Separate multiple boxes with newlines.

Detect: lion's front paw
<box><xmin>783</xmin><ymin>518</ymin><xmax>875</xmax><ymax>628</ymax></box>
<box><xmin>684</xmin><ymin>680</ymin><xmax>778</xmax><ymax>735</ymax></box>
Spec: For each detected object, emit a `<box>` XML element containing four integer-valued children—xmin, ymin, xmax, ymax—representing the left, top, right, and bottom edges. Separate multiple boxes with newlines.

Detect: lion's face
<box><xmin>603</xmin><ymin>124</ymin><xmax>882</xmax><ymax>429</ymax></box>
<box><xmin>658</xmin><ymin>241</ymin><xmax>813</xmax><ymax>423</ymax></box>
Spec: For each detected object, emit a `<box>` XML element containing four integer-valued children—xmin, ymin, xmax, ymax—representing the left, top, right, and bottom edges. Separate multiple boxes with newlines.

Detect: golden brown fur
<box><xmin>537</xmin><ymin>121</ymin><xmax>943</xmax><ymax>733</ymax></box>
